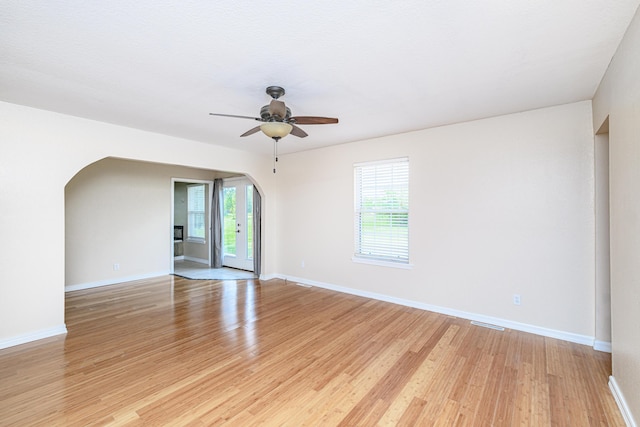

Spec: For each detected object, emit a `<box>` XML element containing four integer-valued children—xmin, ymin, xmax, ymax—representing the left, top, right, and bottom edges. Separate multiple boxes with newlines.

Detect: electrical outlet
<box><xmin>513</xmin><ymin>294</ymin><xmax>521</xmax><ymax>305</ymax></box>
<box><xmin>301</xmin><ymin>260</ymin><xmax>305</xmax><ymax>268</ymax></box>
<box><xmin>113</xmin><ymin>263</ymin><xmax>120</xmax><ymax>271</ymax></box>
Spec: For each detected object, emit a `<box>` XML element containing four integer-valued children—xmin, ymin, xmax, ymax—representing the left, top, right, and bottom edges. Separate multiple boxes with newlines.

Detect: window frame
<box><xmin>353</xmin><ymin>157</ymin><xmax>411</xmax><ymax>268</ymax></box>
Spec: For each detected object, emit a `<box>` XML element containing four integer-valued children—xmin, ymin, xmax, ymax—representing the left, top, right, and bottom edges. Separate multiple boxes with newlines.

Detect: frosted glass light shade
<box><xmin>260</xmin><ymin>122</ymin><xmax>292</xmax><ymax>138</ymax></box>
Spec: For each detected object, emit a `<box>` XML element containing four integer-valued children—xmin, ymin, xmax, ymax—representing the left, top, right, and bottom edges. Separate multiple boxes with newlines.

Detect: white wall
<box><xmin>0</xmin><ymin>101</ymin><xmax>276</xmax><ymax>348</ymax></box>
<box><xmin>277</xmin><ymin>101</ymin><xmax>596</xmax><ymax>340</ymax></box>
<box><xmin>65</xmin><ymin>158</ymin><xmax>219</xmax><ymax>289</ymax></box>
<box><xmin>593</xmin><ymin>5</ymin><xmax>640</xmax><ymax>424</ymax></box>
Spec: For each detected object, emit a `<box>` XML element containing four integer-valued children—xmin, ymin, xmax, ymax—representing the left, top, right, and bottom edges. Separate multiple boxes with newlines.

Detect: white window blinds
<box><xmin>187</xmin><ymin>184</ymin><xmax>206</xmax><ymax>240</ymax></box>
<box><xmin>354</xmin><ymin>158</ymin><xmax>409</xmax><ymax>264</ymax></box>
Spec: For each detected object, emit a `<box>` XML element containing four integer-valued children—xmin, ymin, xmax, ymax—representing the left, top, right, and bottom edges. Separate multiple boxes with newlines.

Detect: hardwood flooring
<box><xmin>0</xmin><ymin>276</ymin><xmax>624</xmax><ymax>426</ymax></box>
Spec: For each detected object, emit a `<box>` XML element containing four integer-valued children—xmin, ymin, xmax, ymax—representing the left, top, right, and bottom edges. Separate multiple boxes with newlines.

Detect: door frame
<box><xmin>222</xmin><ymin>177</ymin><xmax>255</xmax><ymax>271</ymax></box>
<box><xmin>170</xmin><ymin>177</ymin><xmax>214</xmax><ymax>273</ymax></box>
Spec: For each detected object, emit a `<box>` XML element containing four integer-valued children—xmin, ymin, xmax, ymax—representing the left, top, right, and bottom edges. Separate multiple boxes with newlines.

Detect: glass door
<box><xmin>222</xmin><ymin>178</ymin><xmax>254</xmax><ymax>271</ymax></box>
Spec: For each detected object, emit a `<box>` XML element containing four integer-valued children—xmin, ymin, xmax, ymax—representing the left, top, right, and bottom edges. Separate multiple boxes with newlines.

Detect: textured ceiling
<box><xmin>1</xmin><ymin>1</ymin><xmax>638</xmax><ymax>154</ymax></box>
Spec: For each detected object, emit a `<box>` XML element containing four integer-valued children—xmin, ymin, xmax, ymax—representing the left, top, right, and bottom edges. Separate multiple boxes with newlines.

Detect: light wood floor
<box><xmin>0</xmin><ymin>276</ymin><xmax>624</xmax><ymax>426</ymax></box>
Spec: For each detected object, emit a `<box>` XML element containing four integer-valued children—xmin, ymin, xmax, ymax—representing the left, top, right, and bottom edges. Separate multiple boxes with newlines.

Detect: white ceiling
<box><xmin>1</xmin><ymin>1</ymin><xmax>638</xmax><ymax>155</ymax></box>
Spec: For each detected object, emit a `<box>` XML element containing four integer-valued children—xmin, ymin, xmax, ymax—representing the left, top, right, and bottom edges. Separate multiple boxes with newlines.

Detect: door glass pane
<box><xmin>246</xmin><ymin>185</ymin><xmax>253</xmax><ymax>260</ymax></box>
<box><xmin>223</xmin><ymin>187</ymin><xmax>236</xmax><ymax>256</ymax></box>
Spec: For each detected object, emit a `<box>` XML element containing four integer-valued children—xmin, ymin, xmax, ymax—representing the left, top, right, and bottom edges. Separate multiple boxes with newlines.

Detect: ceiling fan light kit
<box><xmin>259</xmin><ymin>121</ymin><xmax>293</xmax><ymax>139</ymax></box>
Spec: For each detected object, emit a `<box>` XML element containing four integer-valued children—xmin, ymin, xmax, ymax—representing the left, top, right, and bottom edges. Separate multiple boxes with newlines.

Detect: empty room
<box><xmin>1</xmin><ymin>1</ymin><xmax>639</xmax><ymax>425</ymax></box>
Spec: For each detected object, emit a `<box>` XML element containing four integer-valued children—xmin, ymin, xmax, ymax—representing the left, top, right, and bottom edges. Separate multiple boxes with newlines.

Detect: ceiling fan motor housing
<box><xmin>260</xmin><ymin>105</ymin><xmax>291</xmax><ymax>121</ymax></box>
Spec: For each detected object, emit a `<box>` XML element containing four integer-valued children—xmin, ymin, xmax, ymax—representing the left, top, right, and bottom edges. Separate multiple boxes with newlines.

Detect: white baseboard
<box><xmin>594</xmin><ymin>340</ymin><xmax>612</xmax><ymax>353</ymax></box>
<box><xmin>65</xmin><ymin>270</ymin><xmax>170</xmax><ymax>292</ymax></box>
<box><xmin>0</xmin><ymin>324</ymin><xmax>67</xmax><ymax>350</ymax></box>
<box><xmin>610</xmin><ymin>375</ymin><xmax>638</xmax><ymax>427</ymax></box>
<box><xmin>278</xmin><ymin>274</ymin><xmax>595</xmax><ymax>347</ymax></box>
<box><xmin>174</xmin><ymin>255</ymin><xmax>184</xmax><ymax>261</ymax></box>
<box><xmin>183</xmin><ymin>256</ymin><xmax>208</xmax><ymax>264</ymax></box>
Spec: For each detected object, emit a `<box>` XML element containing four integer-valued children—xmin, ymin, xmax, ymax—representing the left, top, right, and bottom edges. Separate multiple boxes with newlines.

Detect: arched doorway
<box><xmin>65</xmin><ymin>157</ymin><xmax>262</xmax><ymax>291</ymax></box>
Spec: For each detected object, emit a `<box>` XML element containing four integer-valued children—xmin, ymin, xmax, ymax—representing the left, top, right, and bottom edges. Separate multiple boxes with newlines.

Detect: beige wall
<box><xmin>593</xmin><ymin>5</ymin><xmax>640</xmax><ymax>423</ymax></box>
<box><xmin>0</xmin><ymin>101</ymin><xmax>276</xmax><ymax>346</ymax></box>
<box><xmin>594</xmin><ymin>132</ymin><xmax>611</xmax><ymax>346</ymax></box>
<box><xmin>65</xmin><ymin>158</ymin><xmax>219</xmax><ymax>288</ymax></box>
<box><xmin>277</xmin><ymin>101</ymin><xmax>596</xmax><ymax>339</ymax></box>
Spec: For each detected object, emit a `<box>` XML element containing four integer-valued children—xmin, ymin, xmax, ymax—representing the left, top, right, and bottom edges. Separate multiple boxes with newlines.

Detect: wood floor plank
<box><xmin>0</xmin><ymin>276</ymin><xmax>625</xmax><ymax>426</ymax></box>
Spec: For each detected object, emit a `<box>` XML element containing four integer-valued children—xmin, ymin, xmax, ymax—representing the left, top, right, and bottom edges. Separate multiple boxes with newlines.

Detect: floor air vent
<box><xmin>470</xmin><ymin>321</ymin><xmax>505</xmax><ymax>331</ymax></box>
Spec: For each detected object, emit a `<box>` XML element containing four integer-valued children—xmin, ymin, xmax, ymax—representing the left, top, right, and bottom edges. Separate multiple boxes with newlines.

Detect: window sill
<box><xmin>352</xmin><ymin>256</ymin><xmax>413</xmax><ymax>270</ymax></box>
<box><xmin>186</xmin><ymin>238</ymin><xmax>206</xmax><ymax>245</ymax></box>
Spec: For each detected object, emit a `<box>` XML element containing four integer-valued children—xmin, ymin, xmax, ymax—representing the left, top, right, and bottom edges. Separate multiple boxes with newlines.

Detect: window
<box><xmin>354</xmin><ymin>158</ymin><xmax>409</xmax><ymax>265</ymax></box>
<box><xmin>187</xmin><ymin>184</ymin><xmax>206</xmax><ymax>241</ymax></box>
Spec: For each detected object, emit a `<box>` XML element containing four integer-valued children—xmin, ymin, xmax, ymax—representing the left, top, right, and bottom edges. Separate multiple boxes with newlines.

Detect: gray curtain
<box><xmin>252</xmin><ymin>186</ymin><xmax>262</xmax><ymax>276</ymax></box>
<box><xmin>211</xmin><ymin>178</ymin><xmax>223</xmax><ymax>268</ymax></box>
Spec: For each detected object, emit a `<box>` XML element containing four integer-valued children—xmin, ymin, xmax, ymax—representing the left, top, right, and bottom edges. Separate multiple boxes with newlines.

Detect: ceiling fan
<box><xmin>209</xmin><ymin>86</ymin><xmax>338</xmax><ymax>141</ymax></box>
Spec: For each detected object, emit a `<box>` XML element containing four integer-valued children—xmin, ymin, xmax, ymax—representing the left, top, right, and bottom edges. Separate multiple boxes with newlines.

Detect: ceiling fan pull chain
<box><xmin>273</xmin><ymin>137</ymin><xmax>278</xmax><ymax>173</ymax></box>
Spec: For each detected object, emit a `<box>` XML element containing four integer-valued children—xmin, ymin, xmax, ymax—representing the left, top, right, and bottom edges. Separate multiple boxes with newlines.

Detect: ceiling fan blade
<box><xmin>209</xmin><ymin>113</ymin><xmax>261</xmax><ymax>121</ymax></box>
<box><xmin>268</xmin><ymin>100</ymin><xmax>287</xmax><ymax>118</ymax></box>
<box><xmin>240</xmin><ymin>126</ymin><xmax>262</xmax><ymax>137</ymax></box>
<box><xmin>290</xmin><ymin>116</ymin><xmax>339</xmax><ymax>125</ymax></box>
<box><xmin>290</xmin><ymin>124</ymin><xmax>308</xmax><ymax>138</ymax></box>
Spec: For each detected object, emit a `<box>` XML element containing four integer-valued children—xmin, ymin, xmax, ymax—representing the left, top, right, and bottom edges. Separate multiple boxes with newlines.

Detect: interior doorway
<box><xmin>222</xmin><ymin>177</ymin><xmax>255</xmax><ymax>271</ymax></box>
<box><xmin>171</xmin><ymin>178</ymin><xmax>214</xmax><ymax>270</ymax></box>
<box><xmin>595</xmin><ymin>118</ymin><xmax>611</xmax><ymax>351</ymax></box>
